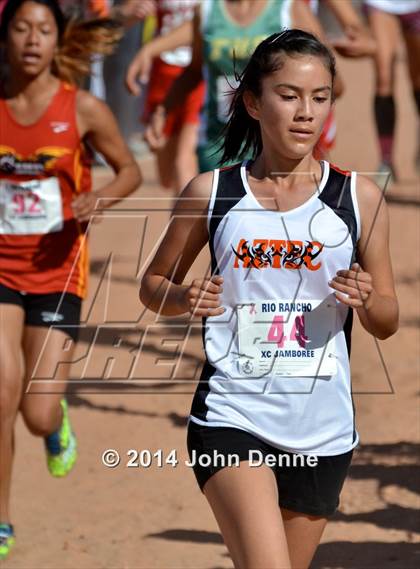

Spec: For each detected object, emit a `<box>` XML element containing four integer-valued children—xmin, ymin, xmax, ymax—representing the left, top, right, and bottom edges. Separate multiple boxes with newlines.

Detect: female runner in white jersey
<box><xmin>140</xmin><ymin>30</ymin><xmax>399</xmax><ymax>569</ymax></box>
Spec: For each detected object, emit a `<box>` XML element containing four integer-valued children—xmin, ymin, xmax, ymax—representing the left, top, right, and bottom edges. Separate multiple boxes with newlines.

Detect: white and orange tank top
<box><xmin>190</xmin><ymin>161</ymin><xmax>361</xmax><ymax>456</ymax></box>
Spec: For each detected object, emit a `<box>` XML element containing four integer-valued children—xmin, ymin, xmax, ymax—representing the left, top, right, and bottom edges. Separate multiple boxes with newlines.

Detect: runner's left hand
<box><xmin>331</xmin><ymin>27</ymin><xmax>376</xmax><ymax>58</ymax></box>
<box><xmin>144</xmin><ymin>105</ymin><xmax>168</xmax><ymax>150</ymax></box>
<box><xmin>125</xmin><ymin>45</ymin><xmax>153</xmax><ymax>96</ymax></box>
<box><xmin>72</xmin><ymin>192</ymin><xmax>100</xmax><ymax>222</ymax></box>
<box><xmin>328</xmin><ymin>263</ymin><xmax>373</xmax><ymax>308</ymax></box>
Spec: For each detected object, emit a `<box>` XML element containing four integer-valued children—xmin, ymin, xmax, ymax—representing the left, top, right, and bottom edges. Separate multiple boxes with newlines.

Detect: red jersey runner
<box><xmin>0</xmin><ymin>82</ymin><xmax>91</xmax><ymax>298</ymax></box>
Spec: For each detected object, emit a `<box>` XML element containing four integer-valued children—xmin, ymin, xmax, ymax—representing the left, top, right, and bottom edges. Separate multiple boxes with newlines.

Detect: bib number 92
<box><xmin>11</xmin><ymin>190</ymin><xmax>43</xmax><ymax>217</ymax></box>
<box><xmin>0</xmin><ymin>177</ymin><xmax>64</xmax><ymax>235</ymax></box>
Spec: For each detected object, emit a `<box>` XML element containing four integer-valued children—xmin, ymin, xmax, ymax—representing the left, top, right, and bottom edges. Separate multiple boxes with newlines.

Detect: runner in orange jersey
<box><xmin>0</xmin><ymin>0</ymin><xmax>141</xmax><ymax>560</ymax></box>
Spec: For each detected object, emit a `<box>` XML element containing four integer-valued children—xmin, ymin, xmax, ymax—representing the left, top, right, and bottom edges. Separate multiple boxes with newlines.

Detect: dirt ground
<box><xmin>5</xmin><ymin>52</ymin><xmax>420</xmax><ymax>569</ymax></box>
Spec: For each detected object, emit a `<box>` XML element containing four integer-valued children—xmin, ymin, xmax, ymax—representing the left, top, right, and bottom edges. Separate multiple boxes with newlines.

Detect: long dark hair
<box><xmin>219</xmin><ymin>29</ymin><xmax>336</xmax><ymax>165</ymax></box>
<box><xmin>0</xmin><ymin>0</ymin><xmax>122</xmax><ymax>84</ymax></box>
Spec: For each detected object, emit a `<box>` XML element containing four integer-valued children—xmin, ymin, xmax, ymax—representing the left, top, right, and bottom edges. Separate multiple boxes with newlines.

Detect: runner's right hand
<box><xmin>184</xmin><ymin>276</ymin><xmax>225</xmax><ymax>317</ymax></box>
<box><xmin>144</xmin><ymin>105</ymin><xmax>168</xmax><ymax>150</ymax></box>
<box><xmin>125</xmin><ymin>46</ymin><xmax>153</xmax><ymax>96</ymax></box>
<box><xmin>331</xmin><ymin>27</ymin><xmax>376</xmax><ymax>58</ymax></box>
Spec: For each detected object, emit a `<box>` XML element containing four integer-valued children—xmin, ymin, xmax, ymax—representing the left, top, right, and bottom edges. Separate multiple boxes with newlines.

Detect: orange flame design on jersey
<box><xmin>232</xmin><ymin>239</ymin><xmax>324</xmax><ymax>271</ymax></box>
<box><xmin>0</xmin><ymin>146</ymin><xmax>71</xmax><ymax>174</ymax></box>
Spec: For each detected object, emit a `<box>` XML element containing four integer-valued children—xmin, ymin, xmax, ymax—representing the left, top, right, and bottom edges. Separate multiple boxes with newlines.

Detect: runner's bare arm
<box><xmin>143</xmin><ymin>18</ymin><xmax>193</xmax><ymax>55</ymax></box>
<box><xmin>144</xmin><ymin>6</ymin><xmax>202</xmax><ymax>148</ymax></box>
<box><xmin>325</xmin><ymin>0</ymin><xmax>376</xmax><ymax>58</ymax></box>
<box><xmin>329</xmin><ymin>175</ymin><xmax>399</xmax><ymax>339</ymax></box>
<box><xmin>140</xmin><ymin>171</ymin><xmax>224</xmax><ymax>317</ymax></box>
<box><xmin>291</xmin><ymin>0</ymin><xmax>345</xmax><ymax>97</ymax></box>
<box><xmin>72</xmin><ymin>91</ymin><xmax>142</xmax><ymax>221</ymax></box>
<box><xmin>157</xmin><ymin>6</ymin><xmax>202</xmax><ymax>114</ymax></box>
<box><xmin>324</xmin><ymin>0</ymin><xmax>366</xmax><ymax>31</ymax></box>
<box><xmin>125</xmin><ymin>19</ymin><xmax>193</xmax><ymax>95</ymax></box>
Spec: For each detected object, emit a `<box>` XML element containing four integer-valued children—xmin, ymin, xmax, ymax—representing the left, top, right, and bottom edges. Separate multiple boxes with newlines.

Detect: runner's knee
<box><xmin>0</xmin><ymin>354</ymin><xmax>23</xmax><ymax>424</ymax></box>
<box><xmin>21</xmin><ymin>404</ymin><xmax>61</xmax><ymax>437</ymax></box>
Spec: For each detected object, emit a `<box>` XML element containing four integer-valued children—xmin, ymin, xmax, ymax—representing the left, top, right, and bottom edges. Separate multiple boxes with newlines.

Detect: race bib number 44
<box><xmin>237</xmin><ymin>298</ymin><xmax>337</xmax><ymax>377</ymax></box>
<box><xmin>0</xmin><ymin>177</ymin><xmax>64</xmax><ymax>235</ymax></box>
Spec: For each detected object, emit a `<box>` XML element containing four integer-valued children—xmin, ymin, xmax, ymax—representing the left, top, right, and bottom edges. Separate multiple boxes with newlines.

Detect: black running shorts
<box><xmin>0</xmin><ymin>283</ymin><xmax>82</xmax><ymax>342</ymax></box>
<box><xmin>187</xmin><ymin>420</ymin><xmax>354</xmax><ymax>517</ymax></box>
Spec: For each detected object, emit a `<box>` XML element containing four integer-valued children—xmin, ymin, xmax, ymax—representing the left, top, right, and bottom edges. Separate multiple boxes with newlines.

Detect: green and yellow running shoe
<box><xmin>45</xmin><ymin>399</ymin><xmax>77</xmax><ymax>477</ymax></box>
<box><xmin>0</xmin><ymin>523</ymin><xmax>15</xmax><ymax>560</ymax></box>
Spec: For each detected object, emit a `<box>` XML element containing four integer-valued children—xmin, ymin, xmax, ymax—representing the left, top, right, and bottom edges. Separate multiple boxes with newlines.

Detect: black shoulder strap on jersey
<box><xmin>208</xmin><ymin>163</ymin><xmax>246</xmax><ymax>273</ymax></box>
<box><xmin>318</xmin><ymin>166</ymin><xmax>358</xmax><ymax>251</ymax></box>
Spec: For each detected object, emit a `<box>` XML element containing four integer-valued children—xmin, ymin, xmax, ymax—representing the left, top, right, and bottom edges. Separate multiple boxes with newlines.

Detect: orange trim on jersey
<box><xmin>0</xmin><ymin>145</ymin><xmax>19</xmax><ymax>155</ymax></box>
<box><xmin>219</xmin><ymin>163</ymin><xmax>241</xmax><ymax>172</ymax></box>
<box><xmin>73</xmin><ymin>147</ymin><xmax>83</xmax><ymax>193</ymax></box>
<box><xmin>330</xmin><ymin>164</ymin><xmax>351</xmax><ymax>177</ymax></box>
<box><xmin>75</xmin><ymin>229</ymin><xmax>88</xmax><ymax>298</ymax></box>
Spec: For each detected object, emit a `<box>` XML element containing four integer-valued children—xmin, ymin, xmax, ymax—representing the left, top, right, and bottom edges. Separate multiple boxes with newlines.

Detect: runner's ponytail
<box><xmin>53</xmin><ymin>17</ymin><xmax>122</xmax><ymax>85</ymax></box>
